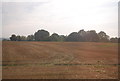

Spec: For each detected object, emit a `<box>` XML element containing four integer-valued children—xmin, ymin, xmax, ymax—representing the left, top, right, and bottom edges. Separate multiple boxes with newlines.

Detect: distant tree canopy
<box><xmin>27</xmin><ymin>35</ymin><xmax>34</xmax><ymax>41</ymax></box>
<box><xmin>34</xmin><ymin>30</ymin><xmax>49</xmax><ymax>41</ymax></box>
<box><xmin>9</xmin><ymin>29</ymin><xmax>119</xmax><ymax>43</ymax></box>
<box><xmin>77</xmin><ymin>30</ymin><xmax>99</xmax><ymax>42</ymax></box>
<box><xmin>86</xmin><ymin>30</ymin><xmax>99</xmax><ymax>42</ymax></box>
<box><xmin>10</xmin><ymin>34</ymin><xmax>17</xmax><ymax>41</ymax></box>
<box><xmin>66</xmin><ymin>32</ymin><xmax>83</xmax><ymax>42</ymax></box>
<box><xmin>49</xmin><ymin>33</ymin><xmax>60</xmax><ymax>41</ymax></box>
<box><xmin>118</xmin><ymin>38</ymin><xmax>120</xmax><ymax>43</ymax></box>
<box><xmin>98</xmin><ymin>31</ymin><xmax>109</xmax><ymax>42</ymax></box>
<box><xmin>110</xmin><ymin>37</ymin><xmax>118</xmax><ymax>43</ymax></box>
<box><xmin>10</xmin><ymin>35</ymin><xmax>27</xmax><ymax>41</ymax></box>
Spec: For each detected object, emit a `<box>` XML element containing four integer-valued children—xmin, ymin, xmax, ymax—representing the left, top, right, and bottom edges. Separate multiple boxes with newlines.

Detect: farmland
<box><xmin>2</xmin><ymin>41</ymin><xmax>118</xmax><ymax>79</ymax></box>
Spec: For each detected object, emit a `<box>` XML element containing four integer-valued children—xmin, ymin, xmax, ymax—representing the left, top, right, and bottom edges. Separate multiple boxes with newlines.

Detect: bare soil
<box><xmin>2</xmin><ymin>41</ymin><xmax>118</xmax><ymax>79</ymax></box>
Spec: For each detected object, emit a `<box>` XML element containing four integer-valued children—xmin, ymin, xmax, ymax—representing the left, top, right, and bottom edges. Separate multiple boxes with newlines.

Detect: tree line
<box><xmin>9</xmin><ymin>29</ymin><xmax>120</xmax><ymax>43</ymax></box>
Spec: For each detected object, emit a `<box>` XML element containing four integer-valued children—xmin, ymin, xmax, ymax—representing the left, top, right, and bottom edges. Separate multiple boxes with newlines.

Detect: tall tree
<box><xmin>34</xmin><ymin>29</ymin><xmax>50</xmax><ymax>41</ymax></box>
<box><xmin>16</xmin><ymin>35</ymin><xmax>21</xmax><ymax>41</ymax></box>
<box><xmin>49</xmin><ymin>33</ymin><xmax>60</xmax><ymax>41</ymax></box>
<box><xmin>66</xmin><ymin>32</ymin><xmax>83</xmax><ymax>41</ymax></box>
<box><xmin>98</xmin><ymin>31</ymin><xmax>109</xmax><ymax>42</ymax></box>
<box><xmin>118</xmin><ymin>38</ymin><xmax>120</xmax><ymax>43</ymax></box>
<box><xmin>27</xmin><ymin>35</ymin><xmax>34</xmax><ymax>41</ymax></box>
<box><xmin>78</xmin><ymin>29</ymin><xmax>87</xmax><ymax>41</ymax></box>
<box><xmin>59</xmin><ymin>35</ymin><xmax>67</xmax><ymax>41</ymax></box>
<box><xmin>20</xmin><ymin>36</ymin><xmax>27</xmax><ymax>41</ymax></box>
<box><xmin>86</xmin><ymin>30</ymin><xmax>99</xmax><ymax>42</ymax></box>
<box><xmin>10</xmin><ymin>34</ymin><xmax>17</xmax><ymax>41</ymax></box>
<box><xmin>110</xmin><ymin>37</ymin><xmax>118</xmax><ymax>43</ymax></box>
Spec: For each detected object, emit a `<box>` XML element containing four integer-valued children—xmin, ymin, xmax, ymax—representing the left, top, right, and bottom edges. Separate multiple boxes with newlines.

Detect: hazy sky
<box><xmin>1</xmin><ymin>0</ymin><xmax>119</xmax><ymax>38</ymax></box>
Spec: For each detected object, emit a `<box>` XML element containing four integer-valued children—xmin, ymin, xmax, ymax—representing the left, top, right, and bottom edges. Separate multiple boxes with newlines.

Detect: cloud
<box><xmin>2</xmin><ymin>0</ymin><xmax>119</xmax><ymax>38</ymax></box>
<box><xmin>2</xmin><ymin>2</ymin><xmax>50</xmax><ymax>37</ymax></box>
<box><xmin>2</xmin><ymin>0</ymin><xmax>50</xmax><ymax>2</ymax></box>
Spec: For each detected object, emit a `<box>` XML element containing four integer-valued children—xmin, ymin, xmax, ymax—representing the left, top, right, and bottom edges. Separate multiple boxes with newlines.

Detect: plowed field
<box><xmin>2</xmin><ymin>41</ymin><xmax>118</xmax><ymax>79</ymax></box>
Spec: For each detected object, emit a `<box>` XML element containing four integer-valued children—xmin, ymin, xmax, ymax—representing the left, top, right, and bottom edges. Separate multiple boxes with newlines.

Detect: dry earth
<box><xmin>2</xmin><ymin>41</ymin><xmax>118</xmax><ymax>79</ymax></box>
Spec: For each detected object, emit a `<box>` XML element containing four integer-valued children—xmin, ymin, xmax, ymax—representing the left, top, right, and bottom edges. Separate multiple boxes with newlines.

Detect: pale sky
<box><xmin>1</xmin><ymin>0</ymin><xmax>119</xmax><ymax>38</ymax></box>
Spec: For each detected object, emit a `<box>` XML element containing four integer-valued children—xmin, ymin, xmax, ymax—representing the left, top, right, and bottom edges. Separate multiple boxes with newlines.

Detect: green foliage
<box><xmin>34</xmin><ymin>29</ymin><xmax>49</xmax><ymax>41</ymax></box>
<box><xmin>110</xmin><ymin>37</ymin><xmax>118</xmax><ymax>43</ymax></box>
<box><xmin>59</xmin><ymin>35</ymin><xmax>67</xmax><ymax>41</ymax></box>
<box><xmin>86</xmin><ymin>30</ymin><xmax>99</xmax><ymax>42</ymax></box>
<box><xmin>118</xmin><ymin>38</ymin><xmax>120</xmax><ymax>43</ymax></box>
<box><xmin>16</xmin><ymin>35</ymin><xmax>21</xmax><ymax>41</ymax></box>
<box><xmin>98</xmin><ymin>31</ymin><xmax>109</xmax><ymax>42</ymax></box>
<box><xmin>49</xmin><ymin>33</ymin><xmax>60</xmax><ymax>41</ymax></box>
<box><xmin>66</xmin><ymin>32</ymin><xmax>83</xmax><ymax>41</ymax></box>
<box><xmin>27</xmin><ymin>35</ymin><xmax>34</xmax><ymax>41</ymax></box>
<box><xmin>10</xmin><ymin>35</ymin><xmax>27</xmax><ymax>41</ymax></box>
<box><xmin>10</xmin><ymin>34</ymin><xmax>17</xmax><ymax>41</ymax></box>
<box><xmin>20</xmin><ymin>36</ymin><xmax>27</xmax><ymax>41</ymax></box>
<box><xmin>9</xmin><ymin>29</ymin><xmax>118</xmax><ymax>42</ymax></box>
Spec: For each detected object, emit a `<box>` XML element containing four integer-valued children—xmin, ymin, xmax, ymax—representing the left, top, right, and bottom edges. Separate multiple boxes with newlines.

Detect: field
<box><xmin>2</xmin><ymin>41</ymin><xmax>118</xmax><ymax>79</ymax></box>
